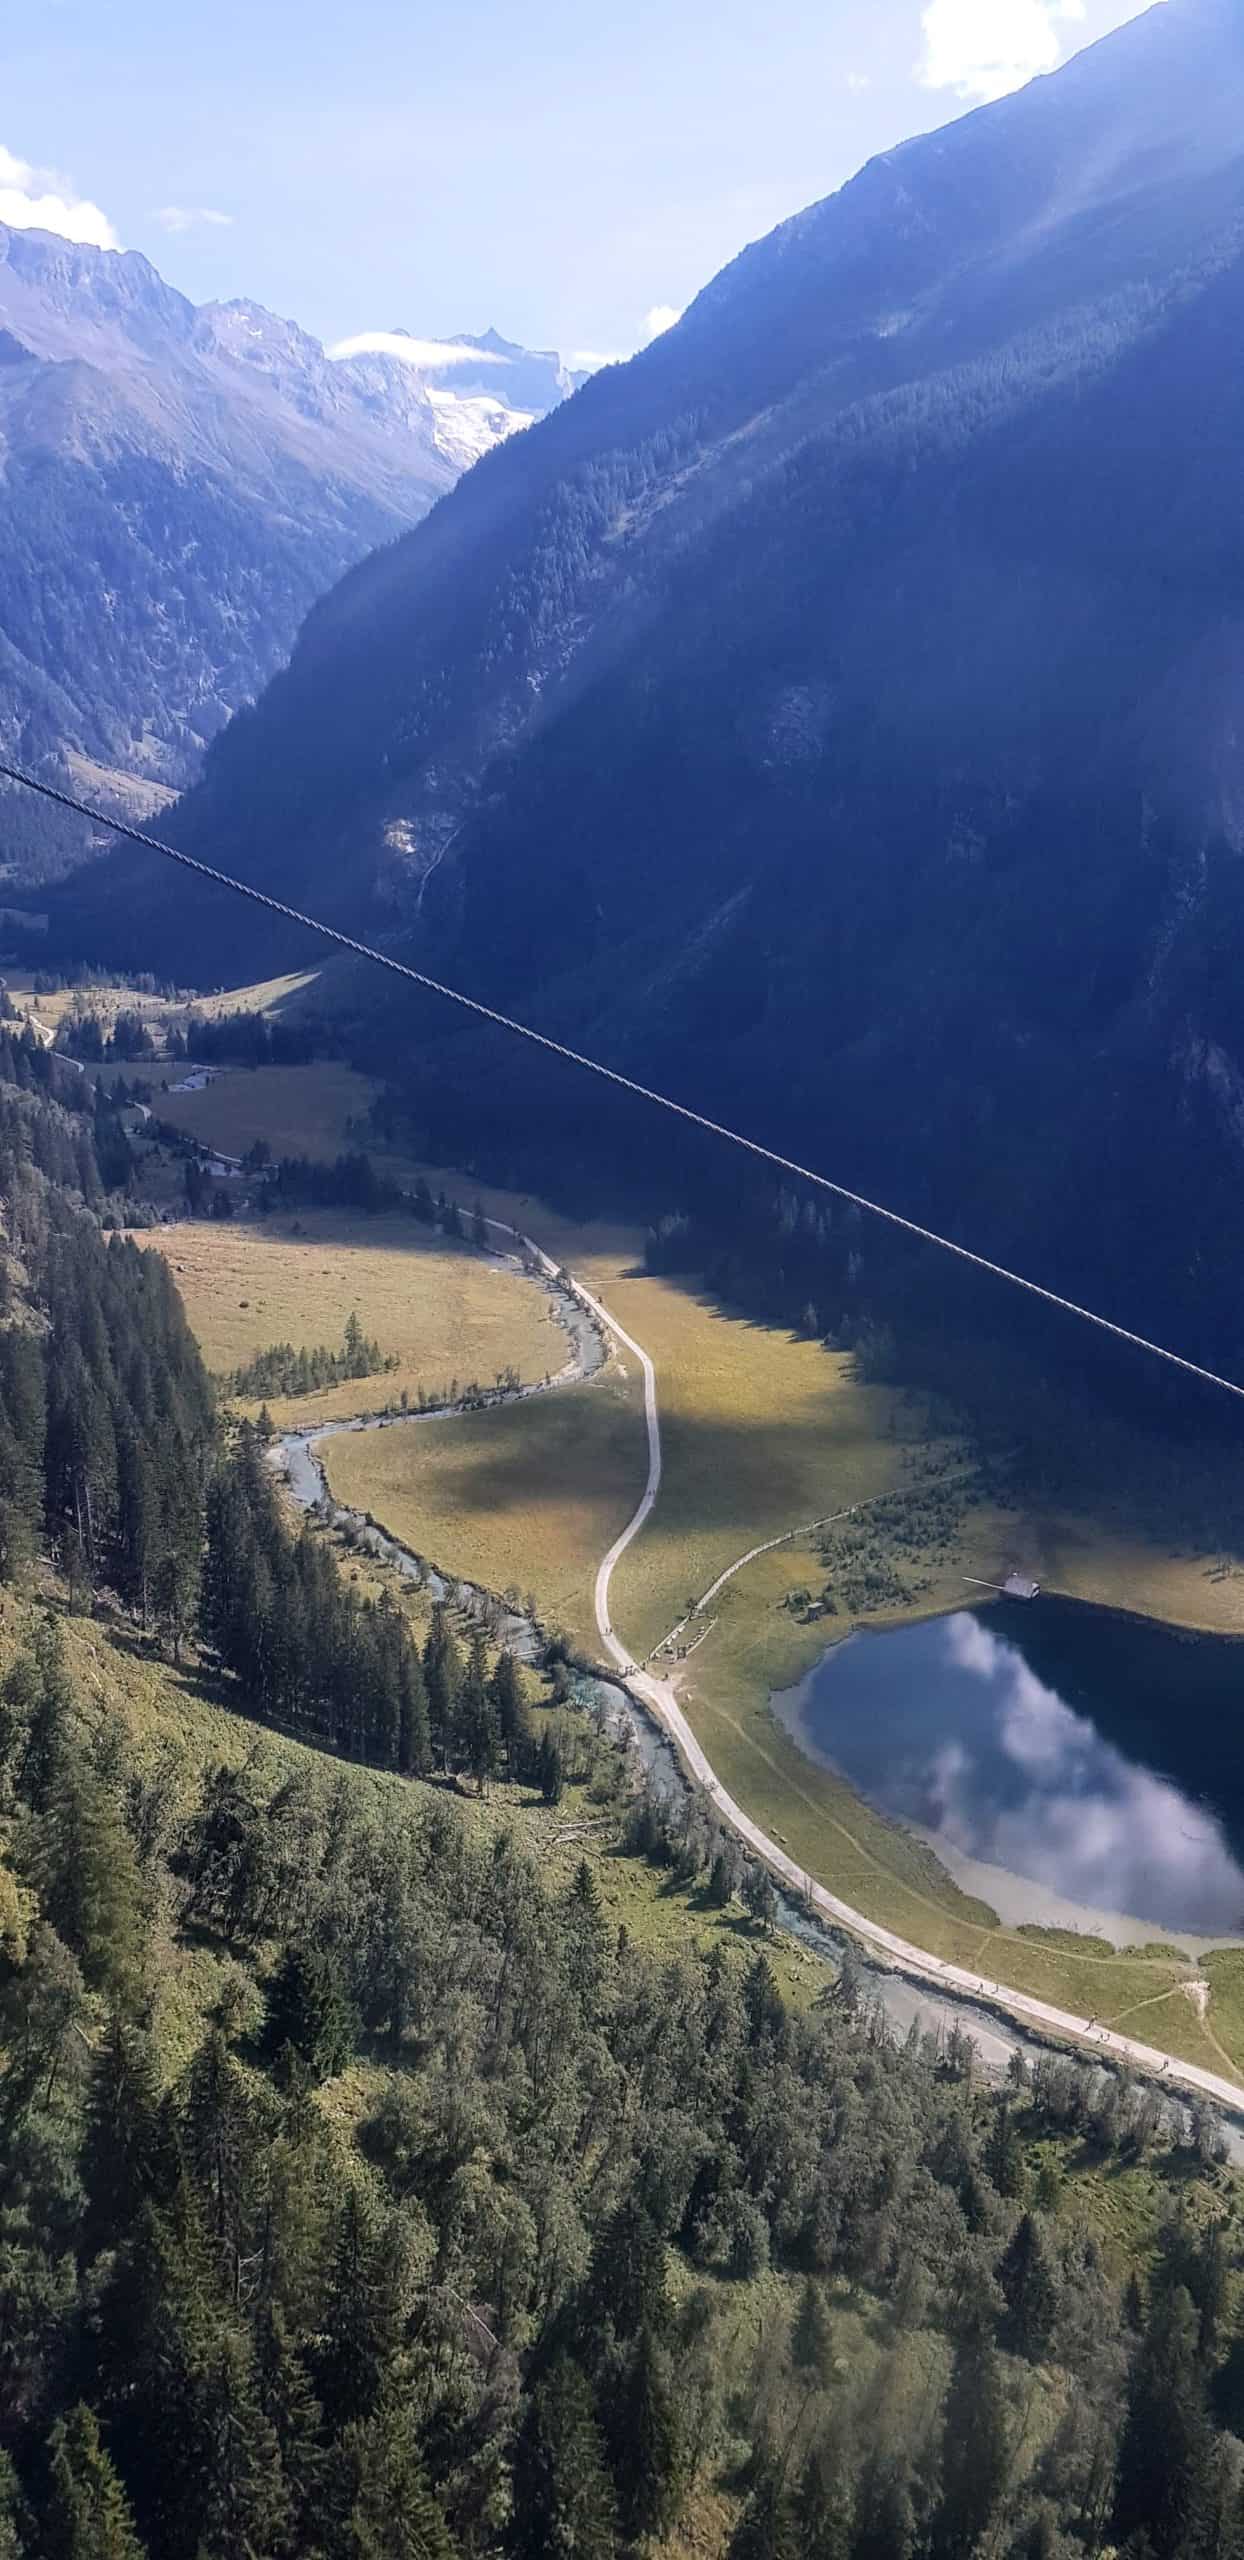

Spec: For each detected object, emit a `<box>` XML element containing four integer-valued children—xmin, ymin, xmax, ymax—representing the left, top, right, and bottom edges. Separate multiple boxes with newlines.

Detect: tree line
<box><xmin>203</xmin><ymin>1422</ymin><xmax>558</xmax><ymax>1799</ymax></box>
<box><xmin>225</xmin><ymin>1311</ymin><xmax>396</xmax><ymax>1403</ymax></box>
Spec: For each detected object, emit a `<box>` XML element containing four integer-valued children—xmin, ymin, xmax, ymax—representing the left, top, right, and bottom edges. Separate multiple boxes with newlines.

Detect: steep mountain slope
<box><xmin>0</xmin><ymin>228</ymin><xmax>573</xmax><ymax>879</ymax></box>
<box><xmin>55</xmin><ymin>0</ymin><xmax>1244</xmax><ymax>1365</ymax></box>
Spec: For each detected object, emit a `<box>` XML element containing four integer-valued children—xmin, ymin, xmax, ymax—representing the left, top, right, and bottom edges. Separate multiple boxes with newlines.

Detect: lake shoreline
<box><xmin>773</xmin><ymin>1596</ymin><xmax>1244</xmax><ymax>1955</ymax></box>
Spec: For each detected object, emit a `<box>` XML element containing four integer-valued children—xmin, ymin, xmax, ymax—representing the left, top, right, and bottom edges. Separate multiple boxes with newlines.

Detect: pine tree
<box><xmin>490</xmin><ymin>1648</ymin><xmax>528</xmax><ymax>1778</ymax></box>
<box><xmin>177</xmin><ymin>2027</ymin><xmax>267</xmax><ymax>2314</ymax></box>
<box><xmin>423</xmin><ymin>1607</ymin><xmax>462</xmax><ymax>1769</ymax></box>
<box><xmin>935</xmin><ymin>2333</ymin><xmax>1010</xmax><ymax>2558</ymax></box>
<box><xmin>583</xmin><ymin>2192</ymin><xmax>668</xmax><ymax>2344</ymax></box>
<box><xmin>727</xmin><ymin>2451</ymin><xmax>794</xmax><ymax>2560</ymax></box>
<box><xmin>94</xmin><ymin>2185</ymin><xmax>220</xmax><ymax>2555</ymax></box>
<box><xmin>565</xmin><ymin>1860</ymin><xmax>610</xmax><ymax>1996</ymax></box>
<box><xmin>1114</xmin><ymin>2285</ymin><xmax>1216</xmax><ymax>2560</ymax></box>
<box><xmin>984</xmin><ymin>2102</ymin><xmax>1025</xmax><ymax>2199</ymax></box>
<box><xmin>792</xmin><ymin>2277</ymin><xmax>834</xmax><ymax>2380</ymax></box>
<box><xmin>398</xmin><ymin>1644</ymin><xmax>431</xmax><ymax>1777</ymax></box>
<box><xmin>195</xmin><ymin>2328</ymin><xmax>291</xmax><ymax>2560</ymax></box>
<box><xmin>36</xmin><ymin>1761</ymin><xmax>147</xmax><ymax>2012</ymax></box>
<box><xmin>853</xmin><ymin>2447</ymin><xmax>916</xmax><ymax>2560</ymax></box>
<box><xmin>254</xmin><ymin>2301</ymin><xmax>325</xmax><ymax>2543</ymax></box>
<box><xmin>609</xmin><ymin>2326</ymin><xmax>683</xmax><ymax>2542</ymax></box>
<box><xmin>19</xmin><ymin>1619</ymin><xmax>73</xmax><ymax>1811</ymax></box>
<box><xmin>81</xmin><ymin>2013</ymin><xmax>175</xmax><ymax>2258</ymax></box>
<box><xmin>509</xmin><ymin>2358</ymin><xmax>617</xmax><ymax>2560</ymax></box>
<box><xmin>536</xmin><ymin>1728</ymin><xmax>564</xmax><ymax>1806</ymax></box>
<box><xmin>458</xmin><ymin>1634</ymin><xmax>498</xmax><ymax>1793</ymax></box>
<box><xmin>333</xmin><ymin>2403</ymin><xmax>459</xmax><ymax>2559</ymax></box>
<box><xmin>742</xmin><ymin>1861</ymin><xmax>779</xmax><ymax>1934</ymax></box>
<box><xmin>43</xmin><ymin>2404</ymin><xmax>145</xmax><ymax>2560</ymax></box>
<box><xmin>793</xmin><ymin>2442</ymin><xmax>851</xmax><ymax>2560</ymax></box>
<box><xmin>998</xmin><ymin>2212</ymin><xmax>1059</xmax><ymax>2359</ymax></box>
<box><xmin>0</xmin><ymin>1329</ymin><xmax>45</xmax><ymax>1582</ymax></box>
<box><xmin>263</xmin><ymin>1943</ymin><xmax>357</xmax><ymax>2086</ymax></box>
<box><xmin>315</xmin><ymin>2187</ymin><xmax>407</xmax><ymax>2434</ymax></box>
<box><xmin>743</xmin><ymin>1952</ymin><xmax>785</xmax><ymax>2046</ymax></box>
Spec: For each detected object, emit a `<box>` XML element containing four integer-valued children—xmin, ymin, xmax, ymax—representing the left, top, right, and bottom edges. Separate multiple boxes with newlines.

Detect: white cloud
<box><xmin>569</xmin><ymin>310</ymin><xmax>680</xmax><ymax>375</ymax></box>
<box><xmin>917</xmin><ymin>0</ymin><xmax>1086</xmax><ymax>103</ymax></box>
<box><xmin>846</xmin><ymin>72</ymin><xmax>872</xmax><ymax>94</ymax></box>
<box><xmin>327</xmin><ymin>329</ymin><xmax>506</xmax><ymax>369</ymax></box>
<box><xmin>155</xmin><ymin>205</ymin><xmax>233</xmax><ymax>235</ymax></box>
<box><xmin>0</xmin><ymin>143</ymin><xmax>118</xmax><ymax>250</ymax></box>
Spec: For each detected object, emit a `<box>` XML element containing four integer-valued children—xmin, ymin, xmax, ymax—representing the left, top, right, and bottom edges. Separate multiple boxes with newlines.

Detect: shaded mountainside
<box><xmin>0</xmin><ymin>230</ymin><xmax>575</xmax><ymax>882</ymax></box>
<box><xmin>53</xmin><ymin>0</ymin><xmax>1244</xmax><ymax>1367</ymax></box>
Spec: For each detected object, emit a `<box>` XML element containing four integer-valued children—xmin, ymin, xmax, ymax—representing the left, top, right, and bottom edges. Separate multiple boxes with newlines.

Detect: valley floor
<box><xmin>98</xmin><ymin>1038</ymin><xmax>1244</xmax><ymax>2087</ymax></box>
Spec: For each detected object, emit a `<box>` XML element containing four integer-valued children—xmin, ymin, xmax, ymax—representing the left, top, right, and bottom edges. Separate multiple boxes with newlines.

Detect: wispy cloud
<box><xmin>155</xmin><ymin>206</ymin><xmax>233</xmax><ymax>235</ymax></box>
<box><xmin>917</xmin><ymin>0</ymin><xmax>1086</xmax><ymax>103</ymax></box>
<box><xmin>327</xmin><ymin>330</ymin><xmax>506</xmax><ymax>369</ymax></box>
<box><xmin>571</xmin><ymin>307</ymin><xmax>681</xmax><ymax>377</ymax></box>
<box><xmin>0</xmin><ymin>144</ymin><xmax>118</xmax><ymax>250</ymax></box>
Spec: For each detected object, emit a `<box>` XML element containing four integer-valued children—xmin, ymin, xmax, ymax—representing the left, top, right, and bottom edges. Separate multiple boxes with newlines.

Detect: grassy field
<box><xmin>7</xmin><ymin>968</ymin><xmax>324</xmax><ymax>1041</ymax></box>
<box><xmin>139</xmin><ymin>1212</ymin><xmax>564</xmax><ymax>1426</ymax></box>
<box><xmin>1016</xmin><ymin>1512</ymin><xmax>1244</xmax><ymax>1639</ymax></box>
<box><xmin>185</xmin><ymin>970</ymin><xmax>324</xmax><ymax>1021</ymax></box>
<box><xmin>8</xmin><ymin>978</ymin><xmax>183</xmax><ymax>1041</ymax></box>
<box><xmin>130</xmin><ymin>1058</ymin><xmax>382</xmax><ymax>1162</ymax></box>
<box><xmin>323</xmin><ymin>1364</ymin><xmax>646</xmax><ymax>1649</ymax></box>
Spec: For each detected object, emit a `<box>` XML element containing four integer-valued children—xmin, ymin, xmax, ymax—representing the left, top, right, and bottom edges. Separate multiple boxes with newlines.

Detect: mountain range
<box><xmin>47</xmin><ymin>0</ymin><xmax>1244</xmax><ymax>1370</ymax></box>
<box><xmin>0</xmin><ymin>223</ymin><xmax>576</xmax><ymax>879</ymax></box>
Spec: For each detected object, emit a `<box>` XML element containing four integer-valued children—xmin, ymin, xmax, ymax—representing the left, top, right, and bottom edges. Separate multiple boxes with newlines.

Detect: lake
<box><xmin>772</xmin><ymin>1599</ymin><xmax>1244</xmax><ymax>1944</ymax></box>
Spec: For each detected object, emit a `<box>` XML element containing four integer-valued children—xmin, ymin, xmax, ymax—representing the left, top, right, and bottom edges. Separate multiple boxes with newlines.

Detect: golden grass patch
<box><xmin>323</xmin><ymin>1367</ymin><xmax>646</xmax><ymax>1651</ymax></box>
<box><xmin>186</xmin><ymin>971</ymin><xmax>324</xmax><ymax>1021</ymax></box>
<box><xmin>139</xmin><ymin>1212</ymin><xmax>562</xmax><ymax>1426</ymax></box>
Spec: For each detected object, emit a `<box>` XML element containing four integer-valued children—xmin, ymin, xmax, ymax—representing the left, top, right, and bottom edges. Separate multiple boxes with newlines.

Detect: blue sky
<box><xmin>3</xmin><ymin>0</ymin><xmax>1152</xmax><ymax>364</ymax></box>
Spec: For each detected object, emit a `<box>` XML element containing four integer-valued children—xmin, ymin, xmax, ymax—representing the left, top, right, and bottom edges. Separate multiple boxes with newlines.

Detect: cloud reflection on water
<box><xmin>798</xmin><ymin>1613</ymin><xmax>1244</xmax><ymax>1936</ymax></box>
